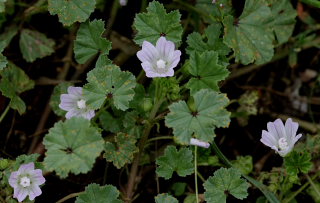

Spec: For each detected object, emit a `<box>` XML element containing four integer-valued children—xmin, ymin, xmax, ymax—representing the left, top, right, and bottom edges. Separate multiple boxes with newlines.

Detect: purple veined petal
<box><xmin>167</xmin><ymin>50</ymin><xmax>181</xmax><ymax>70</ymax></box>
<box><xmin>30</xmin><ymin>169</ymin><xmax>45</xmax><ymax>185</ymax></box>
<box><xmin>9</xmin><ymin>171</ymin><xmax>19</xmax><ymax>188</ymax></box>
<box><xmin>190</xmin><ymin>138</ymin><xmax>210</xmax><ymax>148</ymax></box>
<box><xmin>292</xmin><ymin>133</ymin><xmax>302</xmax><ymax>146</ymax></box>
<box><xmin>27</xmin><ymin>185</ymin><xmax>42</xmax><ymax>200</ymax></box>
<box><xmin>260</xmin><ymin>130</ymin><xmax>278</xmax><ymax>147</ymax></box>
<box><xmin>59</xmin><ymin>101</ymin><xmax>75</xmax><ymax>111</ymax></box>
<box><xmin>65</xmin><ymin>109</ymin><xmax>81</xmax><ymax>119</ymax></box>
<box><xmin>60</xmin><ymin>94</ymin><xmax>79</xmax><ymax>104</ymax></box>
<box><xmin>137</xmin><ymin>41</ymin><xmax>159</xmax><ymax>62</ymax></box>
<box><xmin>164</xmin><ymin>68</ymin><xmax>174</xmax><ymax>77</ymax></box>
<box><xmin>284</xmin><ymin>118</ymin><xmax>299</xmax><ymax>144</ymax></box>
<box><xmin>273</xmin><ymin>119</ymin><xmax>286</xmax><ymax>138</ymax></box>
<box><xmin>83</xmin><ymin>110</ymin><xmax>95</xmax><ymax>120</ymax></box>
<box><xmin>14</xmin><ymin>187</ymin><xmax>28</xmax><ymax>202</ymax></box>
<box><xmin>18</xmin><ymin>163</ymin><xmax>34</xmax><ymax>174</ymax></box>
<box><xmin>67</xmin><ymin>87</ymin><xmax>83</xmax><ymax>97</ymax></box>
<box><xmin>267</xmin><ymin>120</ymin><xmax>281</xmax><ymax>141</ymax></box>
<box><xmin>141</xmin><ymin>61</ymin><xmax>160</xmax><ymax>78</ymax></box>
<box><xmin>156</xmin><ymin>37</ymin><xmax>175</xmax><ymax>60</ymax></box>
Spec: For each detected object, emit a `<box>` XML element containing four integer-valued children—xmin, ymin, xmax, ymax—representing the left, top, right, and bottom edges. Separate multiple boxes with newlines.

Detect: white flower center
<box><xmin>278</xmin><ymin>137</ymin><xmax>289</xmax><ymax>151</ymax></box>
<box><xmin>156</xmin><ymin>59</ymin><xmax>166</xmax><ymax>69</ymax></box>
<box><xmin>77</xmin><ymin>99</ymin><xmax>86</xmax><ymax>109</ymax></box>
<box><xmin>19</xmin><ymin>176</ymin><xmax>30</xmax><ymax>187</ymax></box>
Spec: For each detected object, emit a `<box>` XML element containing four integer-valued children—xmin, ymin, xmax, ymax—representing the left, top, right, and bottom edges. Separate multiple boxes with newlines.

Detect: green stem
<box><xmin>56</xmin><ymin>192</ymin><xmax>83</xmax><ymax>203</ymax></box>
<box><xmin>211</xmin><ymin>141</ymin><xmax>232</xmax><ymax>167</ymax></box>
<box><xmin>306</xmin><ymin>174</ymin><xmax>320</xmax><ymax>197</ymax></box>
<box><xmin>194</xmin><ymin>146</ymin><xmax>199</xmax><ymax>203</ymax></box>
<box><xmin>147</xmin><ymin>136</ymin><xmax>173</xmax><ymax>143</ymax></box>
<box><xmin>0</xmin><ymin>105</ymin><xmax>10</xmax><ymax>124</ymax></box>
<box><xmin>197</xmin><ymin>171</ymin><xmax>206</xmax><ymax>182</ymax></box>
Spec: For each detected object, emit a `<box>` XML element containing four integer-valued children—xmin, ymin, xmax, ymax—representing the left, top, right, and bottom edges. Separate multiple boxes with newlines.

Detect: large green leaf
<box><xmin>186</xmin><ymin>51</ymin><xmax>229</xmax><ymax>94</ymax></box>
<box><xmin>165</xmin><ymin>89</ymin><xmax>230</xmax><ymax>144</ymax></box>
<box><xmin>155</xmin><ymin>193</ymin><xmax>178</xmax><ymax>203</ymax></box>
<box><xmin>0</xmin><ymin>63</ymin><xmax>34</xmax><ymax>114</ymax></box>
<box><xmin>74</xmin><ymin>19</ymin><xmax>111</xmax><ymax>64</ymax></box>
<box><xmin>186</xmin><ymin>23</ymin><xmax>230</xmax><ymax>62</ymax></box>
<box><xmin>284</xmin><ymin>151</ymin><xmax>313</xmax><ymax>176</ymax></box>
<box><xmin>75</xmin><ymin>183</ymin><xmax>122</xmax><ymax>203</ymax></box>
<box><xmin>133</xmin><ymin>1</ymin><xmax>182</xmax><ymax>45</ymax></box>
<box><xmin>83</xmin><ymin>65</ymin><xmax>136</xmax><ymax>111</ymax></box>
<box><xmin>43</xmin><ymin>118</ymin><xmax>104</xmax><ymax>178</ymax></box>
<box><xmin>156</xmin><ymin>146</ymin><xmax>193</xmax><ymax>179</ymax></box>
<box><xmin>204</xmin><ymin>168</ymin><xmax>250</xmax><ymax>203</ymax></box>
<box><xmin>104</xmin><ymin>133</ymin><xmax>138</xmax><ymax>169</ymax></box>
<box><xmin>48</xmin><ymin>0</ymin><xmax>96</xmax><ymax>26</ymax></box>
<box><xmin>223</xmin><ymin>0</ymin><xmax>274</xmax><ymax>65</ymax></box>
<box><xmin>266</xmin><ymin>0</ymin><xmax>297</xmax><ymax>44</ymax></box>
<box><xmin>19</xmin><ymin>29</ymin><xmax>55</xmax><ymax>62</ymax></box>
<box><xmin>49</xmin><ymin>82</ymin><xmax>72</xmax><ymax>117</ymax></box>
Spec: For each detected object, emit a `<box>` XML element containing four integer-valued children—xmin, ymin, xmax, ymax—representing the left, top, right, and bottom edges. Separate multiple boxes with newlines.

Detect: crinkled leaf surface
<box><xmin>186</xmin><ymin>51</ymin><xmax>229</xmax><ymax>94</ymax></box>
<box><xmin>204</xmin><ymin>168</ymin><xmax>250</xmax><ymax>203</ymax></box>
<box><xmin>0</xmin><ymin>25</ymin><xmax>18</xmax><ymax>51</ymax></box>
<box><xmin>284</xmin><ymin>151</ymin><xmax>313</xmax><ymax>176</ymax></box>
<box><xmin>232</xmin><ymin>156</ymin><xmax>253</xmax><ymax>175</ymax></box>
<box><xmin>155</xmin><ymin>193</ymin><xmax>178</xmax><ymax>203</ymax></box>
<box><xmin>0</xmin><ymin>63</ymin><xmax>34</xmax><ymax>114</ymax></box>
<box><xmin>0</xmin><ymin>54</ymin><xmax>7</xmax><ymax>70</ymax></box>
<box><xmin>74</xmin><ymin>19</ymin><xmax>111</xmax><ymax>64</ymax></box>
<box><xmin>83</xmin><ymin>65</ymin><xmax>136</xmax><ymax>110</ymax></box>
<box><xmin>43</xmin><ymin>118</ymin><xmax>104</xmax><ymax>178</ymax></box>
<box><xmin>186</xmin><ymin>23</ymin><xmax>230</xmax><ymax>61</ymax></box>
<box><xmin>75</xmin><ymin>183</ymin><xmax>122</xmax><ymax>203</ymax></box>
<box><xmin>50</xmin><ymin>82</ymin><xmax>72</xmax><ymax>117</ymax></box>
<box><xmin>223</xmin><ymin>0</ymin><xmax>274</xmax><ymax>65</ymax></box>
<box><xmin>133</xmin><ymin>1</ymin><xmax>182</xmax><ymax>45</ymax></box>
<box><xmin>99</xmin><ymin>111</ymin><xmax>122</xmax><ymax>133</ymax></box>
<box><xmin>19</xmin><ymin>29</ymin><xmax>55</xmax><ymax>62</ymax></box>
<box><xmin>156</xmin><ymin>146</ymin><xmax>193</xmax><ymax>179</ymax></box>
<box><xmin>165</xmin><ymin>89</ymin><xmax>230</xmax><ymax>144</ymax></box>
<box><xmin>123</xmin><ymin>111</ymin><xmax>143</xmax><ymax>138</ymax></box>
<box><xmin>266</xmin><ymin>0</ymin><xmax>297</xmax><ymax>44</ymax></box>
<box><xmin>196</xmin><ymin>0</ymin><xmax>232</xmax><ymax>23</ymax></box>
<box><xmin>48</xmin><ymin>0</ymin><xmax>96</xmax><ymax>26</ymax></box>
<box><xmin>104</xmin><ymin>133</ymin><xmax>138</xmax><ymax>169</ymax></box>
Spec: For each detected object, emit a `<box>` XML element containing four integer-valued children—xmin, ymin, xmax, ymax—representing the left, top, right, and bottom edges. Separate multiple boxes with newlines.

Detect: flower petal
<box><xmin>18</xmin><ymin>163</ymin><xmax>34</xmax><ymax>174</ymax></box>
<box><xmin>28</xmin><ymin>185</ymin><xmax>42</xmax><ymax>200</ymax></box>
<box><xmin>137</xmin><ymin>41</ymin><xmax>159</xmax><ymax>62</ymax></box>
<box><xmin>14</xmin><ymin>187</ymin><xmax>28</xmax><ymax>202</ymax></box>
<box><xmin>167</xmin><ymin>50</ymin><xmax>181</xmax><ymax>70</ymax></box>
<box><xmin>284</xmin><ymin>118</ymin><xmax>299</xmax><ymax>145</ymax></box>
<box><xmin>30</xmin><ymin>169</ymin><xmax>45</xmax><ymax>185</ymax></box>
<box><xmin>83</xmin><ymin>110</ymin><xmax>95</xmax><ymax>120</ymax></box>
<box><xmin>156</xmin><ymin>37</ymin><xmax>175</xmax><ymax>60</ymax></box>
<box><xmin>260</xmin><ymin>130</ymin><xmax>278</xmax><ymax>148</ymax></box>
<box><xmin>67</xmin><ymin>86</ymin><xmax>82</xmax><ymax>97</ymax></box>
<box><xmin>9</xmin><ymin>171</ymin><xmax>19</xmax><ymax>188</ymax></box>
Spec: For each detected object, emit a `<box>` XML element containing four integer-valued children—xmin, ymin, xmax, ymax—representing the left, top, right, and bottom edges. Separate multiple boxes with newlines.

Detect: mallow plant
<box><xmin>0</xmin><ymin>0</ymin><xmax>319</xmax><ymax>202</ymax></box>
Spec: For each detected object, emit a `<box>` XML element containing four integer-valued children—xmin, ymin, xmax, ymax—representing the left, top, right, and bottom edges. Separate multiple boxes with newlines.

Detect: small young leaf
<box><xmin>50</xmin><ymin>82</ymin><xmax>72</xmax><ymax>117</ymax></box>
<box><xmin>0</xmin><ymin>25</ymin><xmax>18</xmax><ymax>51</ymax></box>
<box><xmin>155</xmin><ymin>193</ymin><xmax>178</xmax><ymax>203</ymax></box>
<box><xmin>284</xmin><ymin>151</ymin><xmax>313</xmax><ymax>176</ymax></box>
<box><xmin>43</xmin><ymin>118</ymin><xmax>104</xmax><ymax>178</ymax></box>
<box><xmin>165</xmin><ymin>89</ymin><xmax>230</xmax><ymax>144</ymax></box>
<box><xmin>0</xmin><ymin>63</ymin><xmax>34</xmax><ymax>114</ymax></box>
<box><xmin>186</xmin><ymin>51</ymin><xmax>229</xmax><ymax>94</ymax></box>
<box><xmin>223</xmin><ymin>0</ymin><xmax>274</xmax><ymax>65</ymax></box>
<box><xmin>48</xmin><ymin>0</ymin><xmax>96</xmax><ymax>26</ymax></box>
<box><xmin>19</xmin><ymin>29</ymin><xmax>55</xmax><ymax>62</ymax></box>
<box><xmin>156</xmin><ymin>146</ymin><xmax>193</xmax><ymax>179</ymax></box>
<box><xmin>75</xmin><ymin>183</ymin><xmax>122</xmax><ymax>203</ymax></box>
<box><xmin>83</xmin><ymin>64</ymin><xmax>136</xmax><ymax>111</ymax></box>
<box><xmin>186</xmin><ymin>23</ymin><xmax>230</xmax><ymax>62</ymax></box>
<box><xmin>104</xmin><ymin>133</ymin><xmax>138</xmax><ymax>169</ymax></box>
<box><xmin>133</xmin><ymin>1</ymin><xmax>183</xmax><ymax>45</ymax></box>
<box><xmin>74</xmin><ymin>19</ymin><xmax>111</xmax><ymax>64</ymax></box>
<box><xmin>204</xmin><ymin>168</ymin><xmax>250</xmax><ymax>203</ymax></box>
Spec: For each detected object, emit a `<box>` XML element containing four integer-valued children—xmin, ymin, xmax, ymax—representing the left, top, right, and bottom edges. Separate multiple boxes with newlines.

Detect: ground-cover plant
<box><xmin>0</xmin><ymin>0</ymin><xmax>320</xmax><ymax>202</ymax></box>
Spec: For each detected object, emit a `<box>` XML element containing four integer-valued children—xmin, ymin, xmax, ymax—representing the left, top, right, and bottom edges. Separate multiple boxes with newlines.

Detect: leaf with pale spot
<box><xmin>104</xmin><ymin>133</ymin><xmax>138</xmax><ymax>169</ymax></box>
<box><xmin>74</xmin><ymin>19</ymin><xmax>111</xmax><ymax>64</ymax></box>
<box><xmin>48</xmin><ymin>0</ymin><xmax>96</xmax><ymax>26</ymax></box>
<box><xmin>156</xmin><ymin>146</ymin><xmax>193</xmax><ymax>179</ymax></box>
<box><xmin>75</xmin><ymin>183</ymin><xmax>122</xmax><ymax>203</ymax></box>
<box><xmin>223</xmin><ymin>0</ymin><xmax>274</xmax><ymax>65</ymax></box>
<box><xmin>204</xmin><ymin>168</ymin><xmax>250</xmax><ymax>203</ymax></box>
<box><xmin>133</xmin><ymin>1</ymin><xmax>183</xmax><ymax>45</ymax></box>
<box><xmin>83</xmin><ymin>64</ymin><xmax>136</xmax><ymax>111</ymax></box>
<box><xmin>186</xmin><ymin>51</ymin><xmax>229</xmax><ymax>94</ymax></box>
<box><xmin>155</xmin><ymin>193</ymin><xmax>178</xmax><ymax>203</ymax></box>
<box><xmin>19</xmin><ymin>29</ymin><xmax>55</xmax><ymax>62</ymax></box>
<box><xmin>43</xmin><ymin>118</ymin><xmax>104</xmax><ymax>178</ymax></box>
<box><xmin>165</xmin><ymin>89</ymin><xmax>230</xmax><ymax>144</ymax></box>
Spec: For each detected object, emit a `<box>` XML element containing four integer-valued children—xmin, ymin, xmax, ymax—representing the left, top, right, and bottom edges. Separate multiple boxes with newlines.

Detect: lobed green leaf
<box><xmin>75</xmin><ymin>183</ymin><xmax>122</xmax><ymax>203</ymax></box>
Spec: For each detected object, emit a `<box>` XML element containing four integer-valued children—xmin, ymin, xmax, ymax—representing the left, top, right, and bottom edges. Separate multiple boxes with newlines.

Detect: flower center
<box><xmin>19</xmin><ymin>176</ymin><xmax>30</xmax><ymax>187</ymax></box>
<box><xmin>77</xmin><ymin>99</ymin><xmax>86</xmax><ymax>109</ymax></box>
<box><xmin>156</xmin><ymin>59</ymin><xmax>166</xmax><ymax>69</ymax></box>
<box><xmin>278</xmin><ymin>137</ymin><xmax>289</xmax><ymax>151</ymax></box>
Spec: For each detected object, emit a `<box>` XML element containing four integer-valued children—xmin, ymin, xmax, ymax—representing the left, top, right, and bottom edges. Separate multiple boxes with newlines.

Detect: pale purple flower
<box><xmin>119</xmin><ymin>0</ymin><xmax>127</xmax><ymax>6</ymax></box>
<box><xmin>9</xmin><ymin>162</ymin><xmax>45</xmax><ymax>202</ymax></box>
<box><xmin>137</xmin><ymin>37</ymin><xmax>181</xmax><ymax>78</ymax></box>
<box><xmin>190</xmin><ymin>138</ymin><xmax>210</xmax><ymax>148</ymax></box>
<box><xmin>260</xmin><ymin>118</ymin><xmax>302</xmax><ymax>157</ymax></box>
<box><xmin>59</xmin><ymin>86</ymin><xmax>95</xmax><ymax>120</ymax></box>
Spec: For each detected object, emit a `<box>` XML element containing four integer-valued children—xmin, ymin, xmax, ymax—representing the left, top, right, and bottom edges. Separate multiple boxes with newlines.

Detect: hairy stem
<box><xmin>0</xmin><ymin>105</ymin><xmax>10</xmax><ymax>124</ymax></box>
<box><xmin>194</xmin><ymin>146</ymin><xmax>199</xmax><ymax>203</ymax></box>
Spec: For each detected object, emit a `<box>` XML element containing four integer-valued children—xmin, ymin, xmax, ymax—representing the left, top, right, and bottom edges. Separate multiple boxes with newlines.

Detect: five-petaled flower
<box><xmin>137</xmin><ymin>36</ymin><xmax>181</xmax><ymax>78</ymax></box>
<box><xmin>9</xmin><ymin>162</ymin><xmax>45</xmax><ymax>202</ymax></box>
<box><xmin>59</xmin><ymin>86</ymin><xmax>95</xmax><ymax>120</ymax></box>
<box><xmin>260</xmin><ymin>118</ymin><xmax>302</xmax><ymax>157</ymax></box>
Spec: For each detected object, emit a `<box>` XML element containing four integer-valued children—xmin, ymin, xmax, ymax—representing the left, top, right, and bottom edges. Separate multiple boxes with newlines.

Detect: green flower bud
<box><xmin>141</xmin><ymin>98</ymin><xmax>153</xmax><ymax>112</ymax></box>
